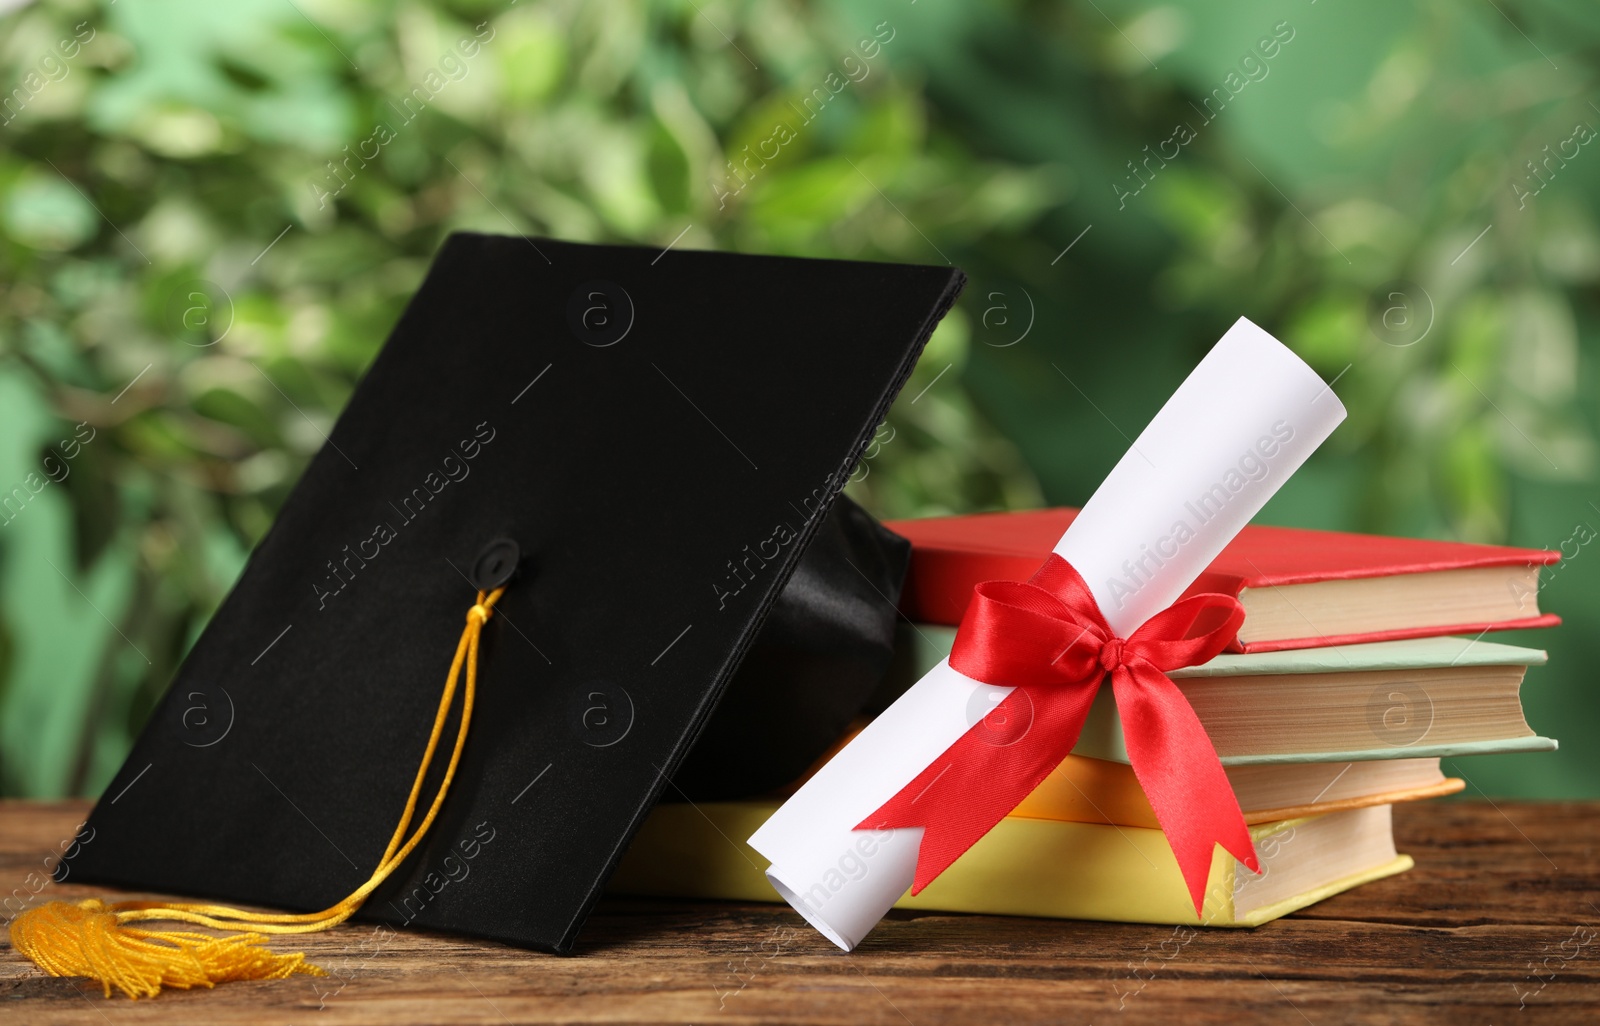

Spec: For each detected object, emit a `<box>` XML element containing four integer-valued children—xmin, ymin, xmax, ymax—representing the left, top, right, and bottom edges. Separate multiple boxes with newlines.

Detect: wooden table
<box><xmin>2</xmin><ymin>799</ymin><xmax>1597</xmax><ymax>1024</ymax></box>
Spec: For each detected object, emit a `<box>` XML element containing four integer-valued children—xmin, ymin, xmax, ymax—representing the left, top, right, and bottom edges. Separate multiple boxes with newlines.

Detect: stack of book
<box><xmin>613</xmin><ymin>509</ymin><xmax>1559</xmax><ymax>928</ymax></box>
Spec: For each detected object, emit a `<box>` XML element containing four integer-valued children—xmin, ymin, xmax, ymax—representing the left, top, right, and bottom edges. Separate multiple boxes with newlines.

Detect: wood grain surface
<box><xmin>2</xmin><ymin>799</ymin><xmax>1597</xmax><ymax>1024</ymax></box>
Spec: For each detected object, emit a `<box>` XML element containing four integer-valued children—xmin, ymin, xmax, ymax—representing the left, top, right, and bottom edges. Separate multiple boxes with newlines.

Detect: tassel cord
<box><xmin>10</xmin><ymin>587</ymin><xmax>504</xmax><ymax>996</ymax></box>
<box><xmin>114</xmin><ymin>588</ymin><xmax>497</xmax><ymax>934</ymax></box>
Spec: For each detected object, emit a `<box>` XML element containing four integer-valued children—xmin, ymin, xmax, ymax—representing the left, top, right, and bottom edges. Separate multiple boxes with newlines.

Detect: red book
<box><xmin>886</xmin><ymin>508</ymin><xmax>1560</xmax><ymax>653</ymax></box>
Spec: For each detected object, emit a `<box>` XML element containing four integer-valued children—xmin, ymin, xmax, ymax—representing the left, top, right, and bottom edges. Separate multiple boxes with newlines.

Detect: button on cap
<box><xmin>472</xmin><ymin>538</ymin><xmax>520</xmax><ymax>590</ymax></box>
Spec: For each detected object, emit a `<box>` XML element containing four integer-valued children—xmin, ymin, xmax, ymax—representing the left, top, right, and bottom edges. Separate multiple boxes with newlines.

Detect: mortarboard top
<box><xmin>66</xmin><ymin>234</ymin><xmax>965</xmax><ymax>954</ymax></box>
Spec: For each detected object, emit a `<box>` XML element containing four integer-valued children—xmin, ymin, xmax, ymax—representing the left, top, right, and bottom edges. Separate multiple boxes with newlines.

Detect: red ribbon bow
<box><xmin>857</xmin><ymin>554</ymin><xmax>1259</xmax><ymax>914</ymax></box>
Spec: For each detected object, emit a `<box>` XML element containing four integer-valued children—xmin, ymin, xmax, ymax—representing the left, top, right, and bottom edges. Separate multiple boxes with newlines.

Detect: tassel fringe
<box><xmin>10</xmin><ymin>899</ymin><xmax>325</xmax><ymax>999</ymax></box>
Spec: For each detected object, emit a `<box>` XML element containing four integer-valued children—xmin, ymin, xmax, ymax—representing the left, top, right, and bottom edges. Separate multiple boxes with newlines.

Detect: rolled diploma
<box><xmin>748</xmin><ymin>317</ymin><xmax>1348</xmax><ymax>951</ymax></box>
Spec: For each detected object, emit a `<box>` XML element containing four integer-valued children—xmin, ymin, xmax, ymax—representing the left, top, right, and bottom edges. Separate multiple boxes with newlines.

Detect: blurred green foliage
<box><xmin>1</xmin><ymin>0</ymin><xmax>1597</xmax><ymax>800</ymax></box>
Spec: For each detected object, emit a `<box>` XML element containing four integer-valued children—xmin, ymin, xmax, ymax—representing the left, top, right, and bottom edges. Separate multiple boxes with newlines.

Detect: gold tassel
<box><xmin>10</xmin><ymin>899</ymin><xmax>324</xmax><ymax>999</ymax></box>
<box><xmin>9</xmin><ymin>588</ymin><xmax>504</xmax><ymax>999</ymax></box>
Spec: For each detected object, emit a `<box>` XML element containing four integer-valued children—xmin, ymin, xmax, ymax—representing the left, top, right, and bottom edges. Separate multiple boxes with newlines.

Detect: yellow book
<box><xmin>610</xmin><ymin>800</ymin><xmax>1412</xmax><ymax>927</ymax></box>
<box><xmin>795</xmin><ymin>726</ymin><xmax>1460</xmax><ymax>830</ymax></box>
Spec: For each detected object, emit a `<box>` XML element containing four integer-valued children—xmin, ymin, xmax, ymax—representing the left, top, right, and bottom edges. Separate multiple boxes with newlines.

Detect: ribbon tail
<box><xmin>1113</xmin><ymin>664</ymin><xmax>1257</xmax><ymax>918</ymax></box>
<box><xmin>856</xmin><ymin>683</ymin><xmax>1099</xmax><ymax>894</ymax></box>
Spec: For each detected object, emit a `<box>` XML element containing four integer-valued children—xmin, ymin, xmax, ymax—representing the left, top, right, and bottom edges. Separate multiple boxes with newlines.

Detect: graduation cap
<box><xmin>15</xmin><ymin>234</ymin><xmax>965</xmax><ymax>995</ymax></box>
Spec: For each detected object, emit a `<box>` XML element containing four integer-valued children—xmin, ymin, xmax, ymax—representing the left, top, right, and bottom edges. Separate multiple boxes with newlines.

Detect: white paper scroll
<box><xmin>747</xmin><ymin>317</ymin><xmax>1348</xmax><ymax>951</ymax></box>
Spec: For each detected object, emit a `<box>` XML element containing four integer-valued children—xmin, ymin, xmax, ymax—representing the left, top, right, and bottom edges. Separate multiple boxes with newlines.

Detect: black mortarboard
<box><xmin>65</xmin><ymin>234</ymin><xmax>964</xmax><ymax>954</ymax></box>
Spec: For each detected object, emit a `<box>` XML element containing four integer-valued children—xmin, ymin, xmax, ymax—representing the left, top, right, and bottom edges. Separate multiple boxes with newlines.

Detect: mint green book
<box><xmin>886</xmin><ymin>625</ymin><xmax>1556</xmax><ymax>766</ymax></box>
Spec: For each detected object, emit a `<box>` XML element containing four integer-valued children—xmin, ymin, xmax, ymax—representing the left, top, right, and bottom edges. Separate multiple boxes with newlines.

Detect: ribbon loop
<box><xmin>1127</xmin><ymin>593</ymin><xmax>1246</xmax><ymax>671</ymax></box>
<box><xmin>858</xmin><ymin>554</ymin><xmax>1255</xmax><ymax>914</ymax></box>
<box><xmin>950</xmin><ymin>579</ymin><xmax>1106</xmax><ymax>688</ymax></box>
